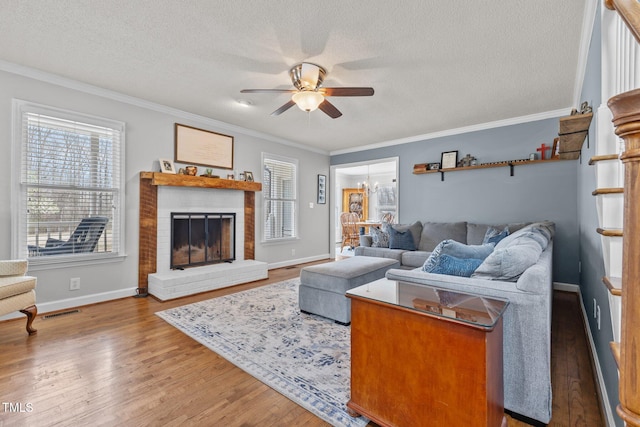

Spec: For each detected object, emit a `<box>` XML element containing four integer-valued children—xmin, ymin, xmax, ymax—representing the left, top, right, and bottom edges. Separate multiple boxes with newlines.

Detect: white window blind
<box><xmin>14</xmin><ymin>102</ymin><xmax>124</xmax><ymax>261</ymax></box>
<box><xmin>263</xmin><ymin>154</ymin><xmax>297</xmax><ymax>241</ymax></box>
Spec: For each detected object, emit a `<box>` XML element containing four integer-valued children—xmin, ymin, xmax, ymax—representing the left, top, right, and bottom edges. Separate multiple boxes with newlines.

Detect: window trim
<box><xmin>11</xmin><ymin>99</ymin><xmax>127</xmax><ymax>266</ymax></box>
<box><xmin>261</xmin><ymin>152</ymin><xmax>299</xmax><ymax>244</ymax></box>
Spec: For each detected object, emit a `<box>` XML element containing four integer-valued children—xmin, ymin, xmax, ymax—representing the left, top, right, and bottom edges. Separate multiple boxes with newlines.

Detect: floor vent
<box><xmin>42</xmin><ymin>309</ymin><xmax>81</xmax><ymax>319</ymax></box>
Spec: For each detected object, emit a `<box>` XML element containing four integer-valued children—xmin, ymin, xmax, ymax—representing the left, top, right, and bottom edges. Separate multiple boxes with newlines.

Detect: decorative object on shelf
<box><xmin>529</xmin><ymin>153</ymin><xmax>538</xmax><ymax>161</ymax></box>
<box><xmin>175</xmin><ymin>123</ymin><xmax>234</xmax><ymax>169</ymax></box>
<box><xmin>244</xmin><ymin>171</ymin><xmax>254</xmax><ymax>182</ymax></box>
<box><xmin>441</xmin><ymin>150</ymin><xmax>458</xmax><ymax>169</ymax></box>
<box><xmin>185</xmin><ymin>166</ymin><xmax>198</xmax><ymax>176</ymax></box>
<box><xmin>413</xmin><ymin>163</ymin><xmax>428</xmax><ymax>173</ymax></box>
<box><xmin>428</xmin><ymin>162</ymin><xmax>440</xmax><ymax>170</ymax></box>
<box><xmin>536</xmin><ymin>143</ymin><xmax>550</xmax><ymax>160</ymax></box>
<box><xmin>457</xmin><ymin>153</ymin><xmax>477</xmax><ymax>167</ymax></box>
<box><xmin>238</xmin><ymin>172</ymin><xmax>245</xmax><ymax>181</ymax></box>
<box><xmin>317</xmin><ymin>174</ymin><xmax>327</xmax><ymax>204</ymax></box>
<box><xmin>550</xmin><ymin>137</ymin><xmax>560</xmax><ymax>159</ymax></box>
<box><xmin>201</xmin><ymin>168</ymin><xmax>219</xmax><ymax>178</ymax></box>
<box><xmin>226</xmin><ymin>173</ymin><xmax>234</xmax><ymax>180</ymax></box>
<box><xmin>558</xmin><ymin>102</ymin><xmax>593</xmax><ymax>160</ymax></box>
<box><xmin>159</xmin><ymin>158</ymin><xmax>176</xmax><ymax>174</ymax></box>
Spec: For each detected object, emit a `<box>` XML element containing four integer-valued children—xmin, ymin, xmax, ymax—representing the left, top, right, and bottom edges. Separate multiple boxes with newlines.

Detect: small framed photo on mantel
<box><xmin>440</xmin><ymin>150</ymin><xmax>458</xmax><ymax>169</ymax></box>
<box><xmin>159</xmin><ymin>158</ymin><xmax>176</xmax><ymax>174</ymax></box>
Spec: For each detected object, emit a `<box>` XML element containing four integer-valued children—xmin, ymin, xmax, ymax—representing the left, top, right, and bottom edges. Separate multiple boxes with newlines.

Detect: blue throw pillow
<box><xmin>437</xmin><ymin>239</ymin><xmax>495</xmax><ymax>260</ymax></box>
<box><xmin>388</xmin><ymin>226</ymin><xmax>416</xmax><ymax>250</ymax></box>
<box><xmin>423</xmin><ymin>253</ymin><xmax>483</xmax><ymax>277</ymax></box>
<box><xmin>483</xmin><ymin>226</ymin><xmax>509</xmax><ymax>245</ymax></box>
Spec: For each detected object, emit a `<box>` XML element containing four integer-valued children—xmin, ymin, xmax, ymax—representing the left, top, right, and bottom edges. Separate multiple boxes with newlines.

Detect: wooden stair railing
<box><xmin>608</xmin><ymin>86</ymin><xmax>640</xmax><ymax>426</ymax></box>
<box><xmin>592</xmin><ymin>187</ymin><xmax>624</xmax><ymax>195</ymax></box>
<box><xmin>602</xmin><ymin>4</ymin><xmax>640</xmax><ymax>423</ymax></box>
<box><xmin>596</xmin><ymin>227</ymin><xmax>624</xmax><ymax>237</ymax></box>
<box><xmin>605</xmin><ymin>0</ymin><xmax>640</xmax><ymax>44</ymax></box>
<box><xmin>589</xmin><ymin>154</ymin><xmax>620</xmax><ymax>165</ymax></box>
<box><xmin>603</xmin><ymin>276</ymin><xmax>623</xmax><ymax>297</ymax></box>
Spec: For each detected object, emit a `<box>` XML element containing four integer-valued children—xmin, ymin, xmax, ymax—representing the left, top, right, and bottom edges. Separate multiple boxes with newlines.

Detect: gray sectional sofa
<box><xmin>355</xmin><ymin>220</ymin><xmax>554</xmax><ymax>425</ymax></box>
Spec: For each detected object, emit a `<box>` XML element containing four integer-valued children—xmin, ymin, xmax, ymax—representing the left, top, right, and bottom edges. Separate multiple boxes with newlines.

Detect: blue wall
<box><xmin>332</xmin><ymin>117</ymin><xmax>579</xmax><ymax>284</ymax></box>
<box><xmin>577</xmin><ymin>2</ymin><xmax>621</xmax><ymax>424</ymax></box>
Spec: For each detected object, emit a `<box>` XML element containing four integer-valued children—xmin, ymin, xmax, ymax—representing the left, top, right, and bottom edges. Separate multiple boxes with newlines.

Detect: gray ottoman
<box><xmin>299</xmin><ymin>256</ymin><xmax>400</xmax><ymax>324</ymax></box>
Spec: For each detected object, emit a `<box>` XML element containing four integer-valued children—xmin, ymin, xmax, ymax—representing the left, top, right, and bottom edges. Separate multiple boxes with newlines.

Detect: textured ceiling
<box><xmin>0</xmin><ymin>1</ymin><xmax>589</xmax><ymax>154</ymax></box>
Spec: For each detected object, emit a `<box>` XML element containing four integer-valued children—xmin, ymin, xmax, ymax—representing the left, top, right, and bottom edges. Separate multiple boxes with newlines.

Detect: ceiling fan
<box><xmin>240</xmin><ymin>62</ymin><xmax>374</xmax><ymax>119</ymax></box>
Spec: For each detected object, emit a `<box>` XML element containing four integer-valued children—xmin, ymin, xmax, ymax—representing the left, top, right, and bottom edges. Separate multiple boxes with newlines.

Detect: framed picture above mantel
<box><xmin>174</xmin><ymin>123</ymin><xmax>234</xmax><ymax>169</ymax></box>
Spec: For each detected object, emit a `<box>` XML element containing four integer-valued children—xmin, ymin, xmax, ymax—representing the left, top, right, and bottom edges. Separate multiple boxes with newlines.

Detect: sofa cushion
<box><xmin>472</xmin><ymin>231</ymin><xmax>547</xmax><ymax>281</ymax></box>
<box><xmin>423</xmin><ymin>254</ymin><xmax>483</xmax><ymax>277</ymax></box>
<box><xmin>466</xmin><ymin>222</ymin><xmax>529</xmax><ymax>245</ymax></box>
<box><xmin>483</xmin><ymin>226</ymin><xmax>510</xmax><ymax>245</ymax></box>
<box><xmin>370</xmin><ymin>226</ymin><xmax>390</xmax><ymax>248</ymax></box>
<box><xmin>354</xmin><ymin>246</ymin><xmax>405</xmax><ymax>263</ymax></box>
<box><xmin>494</xmin><ymin>221</ymin><xmax>554</xmax><ymax>251</ymax></box>
<box><xmin>388</xmin><ymin>226</ymin><xmax>416</xmax><ymax>250</ymax></box>
<box><xmin>435</xmin><ymin>239</ymin><xmax>496</xmax><ymax>260</ymax></box>
<box><xmin>402</xmin><ymin>251</ymin><xmax>430</xmax><ymax>268</ymax></box>
<box><xmin>390</xmin><ymin>221</ymin><xmax>422</xmax><ymax>248</ymax></box>
<box><xmin>418</xmin><ymin>221</ymin><xmax>467</xmax><ymax>251</ymax></box>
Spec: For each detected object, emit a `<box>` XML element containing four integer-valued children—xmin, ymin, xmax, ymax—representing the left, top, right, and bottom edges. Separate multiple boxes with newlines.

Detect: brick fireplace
<box><xmin>138</xmin><ymin>172</ymin><xmax>267</xmax><ymax>300</ymax></box>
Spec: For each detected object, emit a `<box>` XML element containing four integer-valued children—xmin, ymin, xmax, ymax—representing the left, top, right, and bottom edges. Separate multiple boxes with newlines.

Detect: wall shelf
<box><xmin>413</xmin><ymin>158</ymin><xmax>570</xmax><ymax>181</ymax></box>
<box><xmin>558</xmin><ymin>112</ymin><xmax>593</xmax><ymax>160</ymax></box>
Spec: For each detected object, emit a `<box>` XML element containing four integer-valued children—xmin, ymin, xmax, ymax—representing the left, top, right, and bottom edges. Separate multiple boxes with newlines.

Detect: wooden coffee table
<box><xmin>346</xmin><ymin>278</ymin><xmax>509</xmax><ymax>427</ymax></box>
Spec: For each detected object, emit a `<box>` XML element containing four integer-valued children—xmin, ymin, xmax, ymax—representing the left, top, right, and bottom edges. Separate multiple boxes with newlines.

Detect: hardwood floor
<box><xmin>0</xmin><ymin>261</ymin><xmax>605</xmax><ymax>426</ymax></box>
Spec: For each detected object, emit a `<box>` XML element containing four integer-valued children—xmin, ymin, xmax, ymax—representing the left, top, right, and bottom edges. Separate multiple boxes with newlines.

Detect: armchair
<box><xmin>0</xmin><ymin>260</ymin><xmax>37</xmax><ymax>335</ymax></box>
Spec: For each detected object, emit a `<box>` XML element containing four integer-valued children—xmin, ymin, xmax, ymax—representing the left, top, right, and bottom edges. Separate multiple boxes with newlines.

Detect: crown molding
<box><xmin>329</xmin><ymin>108</ymin><xmax>571</xmax><ymax>156</ymax></box>
<box><xmin>0</xmin><ymin>60</ymin><xmax>329</xmax><ymax>155</ymax></box>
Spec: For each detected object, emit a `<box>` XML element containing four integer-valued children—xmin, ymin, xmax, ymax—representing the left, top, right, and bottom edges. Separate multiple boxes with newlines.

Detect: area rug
<box><xmin>156</xmin><ymin>278</ymin><xmax>368</xmax><ymax>427</ymax></box>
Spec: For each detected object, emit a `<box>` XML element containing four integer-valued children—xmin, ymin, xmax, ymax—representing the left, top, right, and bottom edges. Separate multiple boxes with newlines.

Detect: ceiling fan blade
<box><xmin>241</xmin><ymin>89</ymin><xmax>296</xmax><ymax>93</ymax></box>
<box><xmin>318</xmin><ymin>100</ymin><xmax>342</xmax><ymax>119</ymax></box>
<box><xmin>321</xmin><ymin>87</ymin><xmax>374</xmax><ymax>96</ymax></box>
<box><xmin>271</xmin><ymin>100</ymin><xmax>296</xmax><ymax>116</ymax></box>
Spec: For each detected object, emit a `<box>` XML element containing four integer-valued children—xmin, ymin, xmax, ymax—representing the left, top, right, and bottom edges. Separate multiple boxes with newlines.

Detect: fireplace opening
<box><xmin>171</xmin><ymin>212</ymin><xmax>236</xmax><ymax>269</ymax></box>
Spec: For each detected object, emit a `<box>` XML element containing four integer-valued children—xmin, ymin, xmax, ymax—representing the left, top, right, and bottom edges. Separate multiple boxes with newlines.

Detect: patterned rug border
<box><xmin>156</xmin><ymin>278</ymin><xmax>368</xmax><ymax>427</ymax></box>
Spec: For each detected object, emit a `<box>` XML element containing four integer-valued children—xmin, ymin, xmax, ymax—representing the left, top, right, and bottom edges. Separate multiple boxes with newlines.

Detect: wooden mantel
<box><xmin>140</xmin><ymin>171</ymin><xmax>262</xmax><ymax>192</ymax></box>
<box><xmin>137</xmin><ymin>172</ymin><xmax>262</xmax><ymax>297</ymax></box>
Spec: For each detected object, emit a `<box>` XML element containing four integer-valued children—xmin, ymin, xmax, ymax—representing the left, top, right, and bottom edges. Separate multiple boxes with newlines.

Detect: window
<box><xmin>12</xmin><ymin>100</ymin><xmax>124</xmax><ymax>263</ymax></box>
<box><xmin>262</xmin><ymin>153</ymin><xmax>297</xmax><ymax>241</ymax></box>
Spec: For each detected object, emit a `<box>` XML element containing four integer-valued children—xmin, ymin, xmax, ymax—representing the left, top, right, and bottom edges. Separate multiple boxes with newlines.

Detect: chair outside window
<box><xmin>340</xmin><ymin>212</ymin><xmax>360</xmax><ymax>249</ymax></box>
<box><xmin>28</xmin><ymin>217</ymin><xmax>109</xmax><ymax>256</ymax></box>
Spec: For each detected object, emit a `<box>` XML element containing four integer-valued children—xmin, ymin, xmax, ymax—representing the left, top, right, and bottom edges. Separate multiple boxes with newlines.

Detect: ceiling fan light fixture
<box><xmin>292</xmin><ymin>91</ymin><xmax>324</xmax><ymax>112</ymax></box>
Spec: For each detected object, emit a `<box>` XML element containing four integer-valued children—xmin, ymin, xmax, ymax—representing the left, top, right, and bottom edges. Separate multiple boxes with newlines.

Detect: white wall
<box><xmin>0</xmin><ymin>67</ymin><xmax>330</xmax><ymax>311</ymax></box>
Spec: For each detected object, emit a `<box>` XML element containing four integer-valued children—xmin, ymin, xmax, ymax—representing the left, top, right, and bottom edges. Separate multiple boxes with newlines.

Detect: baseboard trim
<box><xmin>268</xmin><ymin>254</ymin><xmax>331</xmax><ymax>270</ymax></box>
<box><xmin>553</xmin><ymin>281</ymin><xmax>580</xmax><ymax>292</ymax></box>
<box><xmin>0</xmin><ymin>287</ymin><xmax>137</xmax><ymax>322</ymax></box>
<box><xmin>575</xmin><ymin>287</ymin><xmax>617</xmax><ymax>427</ymax></box>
